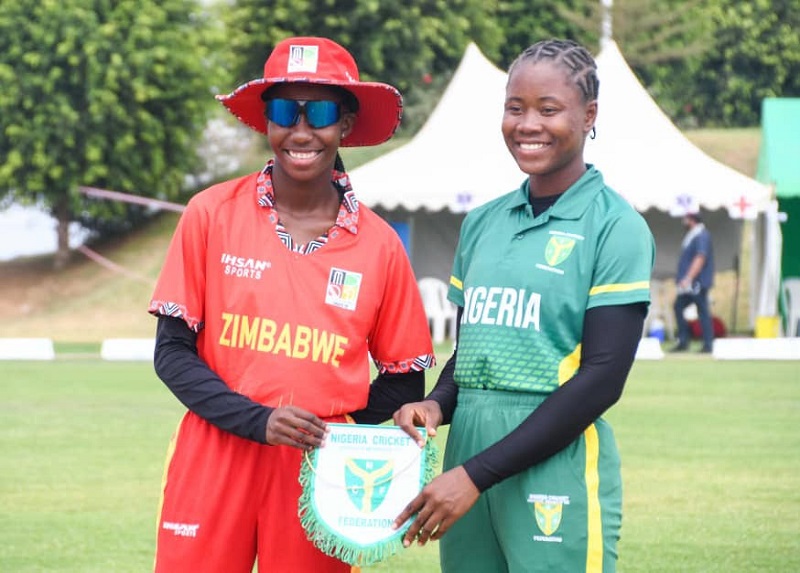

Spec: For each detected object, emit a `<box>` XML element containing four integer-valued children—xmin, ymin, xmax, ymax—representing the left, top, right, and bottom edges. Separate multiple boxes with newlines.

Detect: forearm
<box><xmin>350</xmin><ymin>370</ymin><xmax>425</xmax><ymax>424</ymax></box>
<box><xmin>154</xmin><ymin>316</ymin><xmax>272</xmax><ymax>443</ymax></box>
<box><xmin>425</xmin><ymin>305</ymin><xmax>462</xmax><ymax>423</ymax></box>
<box><xmin>425</xmin><ymin>350</ymin><xmax>458</xmax><ymax>424</ymax></box>
<box><xmin>682</xmin><ymin>255</ymin><xmax>706</xmax><ymax>283</ymax></box>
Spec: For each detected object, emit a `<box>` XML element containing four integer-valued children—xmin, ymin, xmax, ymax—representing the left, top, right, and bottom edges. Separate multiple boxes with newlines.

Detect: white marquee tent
<box><xmin>350</xmin><ymin>41</ymin><xmax>775</xmax><ymax>327</ymax></box>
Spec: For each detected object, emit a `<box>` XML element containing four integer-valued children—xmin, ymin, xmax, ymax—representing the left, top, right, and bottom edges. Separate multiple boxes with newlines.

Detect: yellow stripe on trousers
<box><xmin>584</xmin><ymin>423</ymin><xmax>603</xmax><ymax>572</ymax></box>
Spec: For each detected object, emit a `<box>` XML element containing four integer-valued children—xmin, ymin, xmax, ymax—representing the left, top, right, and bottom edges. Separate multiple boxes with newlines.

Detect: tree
<box><xmin>688</xmin><ymin>0</ymin><xmax>800</xmax><ymax>126</ymax></box>
<box><xmin>560</xmin><ymin>0</ymin><xmax>799</xmax><ymax>127</ymax></box>
<box><xmin>0</xmin><ymin>0</ymin><xmax>218</xmax><ymax>268</ymax></box>
<box><xmin>495</xmin><ymin>0</ymin><xmax>592</xmax><ymax>68</ymax></box>
<box><xmin>605</xmin><ymin>0</ymin><xmax>710</xmax><ymax>66</ymax></box>
<box><xmin>612</xmin><ymin>0</ymin><xmax>713</xmax><ymax>125</ymax></box>
<box><xmin>222</xmin><ymin>0</ymin><xmax>503</xmax><ymax>134</ymax></box>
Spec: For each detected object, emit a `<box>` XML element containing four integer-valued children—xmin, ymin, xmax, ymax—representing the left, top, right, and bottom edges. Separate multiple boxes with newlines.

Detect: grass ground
<box><xmin>1</xmin><ymin>354</ymin><xmax>798</xmax><ymax>572</ymax></box>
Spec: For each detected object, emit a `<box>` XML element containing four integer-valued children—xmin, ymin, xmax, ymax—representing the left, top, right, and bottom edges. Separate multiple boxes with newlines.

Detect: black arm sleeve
<box><xmin>153</xmin><ymin>316</ymin><xmax>272</xmax><ymax>443</ymax></box>
<box><xmin>462</xmin><ymin>303</ymin><xmax>647</xmax><ymax>492</ymax></box>
<box><xmin>349</xmin><ymin>369</ymin><xmax>425</xmax><ymax>425</ymax></box>
<box><xmin>424</xmin><ymin>306</ymin><xmax>462</xmax><ymax>423</ymax></box>
<box><xmin>425</xmin><ymin>350</ymin><xmax>459</xmax><ymax>423</ymax></box>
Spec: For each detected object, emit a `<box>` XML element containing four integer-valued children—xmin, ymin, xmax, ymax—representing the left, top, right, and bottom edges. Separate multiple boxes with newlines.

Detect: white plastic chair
<box><xmin>417</xmin><ymin>277</ymin><xmax>457</xmax><ymax>344</ymax></box>
<box><xmin>643</xmin><ymin>279</ymin><xmax>675</xmax><ymax>341</ymax></box>
<box><xmin>782</xmin><ymin>278</ymin><xmax>800</xmax><ymax>337</ymax></box>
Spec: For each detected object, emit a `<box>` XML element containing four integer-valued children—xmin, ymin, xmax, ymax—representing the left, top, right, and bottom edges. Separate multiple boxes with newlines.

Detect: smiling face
<box><xmin>502</xmin><ymin>60</ymin><xmax>597</xmax><ymax>197</ymax></box>
<box><xmin>265</xmin><ymin>83</ymin><xmax>356</xmax><ymax>185</ymax></box>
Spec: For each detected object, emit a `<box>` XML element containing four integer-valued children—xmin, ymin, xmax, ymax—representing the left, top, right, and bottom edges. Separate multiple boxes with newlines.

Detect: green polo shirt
<box><xmin>449</xmin><ymin>166</ymin><xmax>654</xmax><ymax>394</ymax></box>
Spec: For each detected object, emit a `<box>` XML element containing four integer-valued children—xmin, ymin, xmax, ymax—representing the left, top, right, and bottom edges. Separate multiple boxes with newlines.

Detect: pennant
<box><xmin>298</xmin><ymin>423</ymin><xmax>438</xmax><ymax>566</ymax></box>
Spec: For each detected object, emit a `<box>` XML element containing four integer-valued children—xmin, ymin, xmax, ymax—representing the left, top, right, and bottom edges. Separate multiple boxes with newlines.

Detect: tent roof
<box><xmin>586</xmin><ymin>41</ymin><xmax>770</xmax><ymax>218</ymax></box>
<box><xmin>351</xmin><ymin>41</ymin><xmax>771</xmax><ymax>219</ymax></box>
<box><xmin>350</xmin><ymin>43</ymin><xmax>523</xmax><ymax>213</ymax></box>
<box><xmin>756</xmin><ymin>97</ymin><xmax>800</xmax><ymax>198</ymax></box>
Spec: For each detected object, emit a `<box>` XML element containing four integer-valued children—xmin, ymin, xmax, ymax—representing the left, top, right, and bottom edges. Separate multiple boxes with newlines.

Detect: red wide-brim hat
<box><xmin>216</xmin><ymin>37</ymin><xmax>403</xmax><ymax>147</ymax></box>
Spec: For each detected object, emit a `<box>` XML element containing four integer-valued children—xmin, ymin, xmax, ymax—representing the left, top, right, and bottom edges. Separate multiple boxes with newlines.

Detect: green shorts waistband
<box><xmin>456</xmin><ymin>386</ymin><xmax>551</xmax><ymax>410</ymax></box>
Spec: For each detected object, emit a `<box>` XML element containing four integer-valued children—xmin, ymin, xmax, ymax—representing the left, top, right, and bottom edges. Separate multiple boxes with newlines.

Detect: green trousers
<box><xmin>440</xmin><ymin>388</ymin><xmax>622</xmax><ymax>573</ymax></box>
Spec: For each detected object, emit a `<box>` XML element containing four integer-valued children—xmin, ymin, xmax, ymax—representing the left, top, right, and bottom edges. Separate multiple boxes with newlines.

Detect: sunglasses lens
<box><xmin>266</xmin><ymin>99</ymin><xmax>341</xmax><ymax>129</ymax></box>
<box><xmin>304</xmin><ymin>100</ymin><xmax>340</xmax><ymax>128</ymax></box>
<box><xmin>266</xmin><ymin>99</ymin><xmax>300</xmax><ymax>128</ymax></box>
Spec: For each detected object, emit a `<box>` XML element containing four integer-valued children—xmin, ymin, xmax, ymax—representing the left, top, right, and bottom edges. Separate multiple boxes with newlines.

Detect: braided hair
<box><xmin>508</xmin><ymin>39</ymin><xmax>599</xmax><ymax>103</ymax></box>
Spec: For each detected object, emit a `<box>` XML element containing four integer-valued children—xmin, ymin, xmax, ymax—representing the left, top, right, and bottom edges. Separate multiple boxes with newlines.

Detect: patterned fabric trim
<box><xmin>276</xmin><ymin>222</ymin><xmax>330</xmax><ymax>254</ymax></box>
<box><xmin>148</xmin><ymin>300</ymin><xmax>204</xmax><ymax>333</ymax></box>
<box><xmin>255</xmin><ymin>159</ymin><xmax>360</xmax><ymax>254</ymax></box>
<box><xmin>374</xmin><ymin>353</ymin><xmax>436</xmax><ymax>374</ymax></box>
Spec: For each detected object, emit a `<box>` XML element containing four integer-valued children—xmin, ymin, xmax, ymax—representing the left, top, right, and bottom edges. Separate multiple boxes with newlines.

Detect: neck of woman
<box><xmin>271</xmin><ymin>164</ymin><xmax>340</xmax><ymax>216</ymax></box>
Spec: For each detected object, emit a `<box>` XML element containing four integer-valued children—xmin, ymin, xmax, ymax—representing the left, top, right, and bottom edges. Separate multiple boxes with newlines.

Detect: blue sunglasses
<box><xmin>265</xmin><ymin>98</ymin><xmax>342</xmax><ymax>129</ymax></box>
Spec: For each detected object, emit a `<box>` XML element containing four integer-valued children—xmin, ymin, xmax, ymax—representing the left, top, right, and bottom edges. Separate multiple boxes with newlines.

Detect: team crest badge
<box><xmin>534</xmin><ymin>501</ymin><xmax>563</xmax><ymax>536</ymax></box>
<box><xmin>544</xmin><ymin>236</ymin><xmax>576</xmax><ymax>267</ymax></box>
<box><xmin>299</xmin><ymin>424</ymin><xmax>438</xmax><ymax>566</ymax></box>
<box><xmin>345</xmin><ymin>459</ymin><xmax>394</xmax><ymax>512</ymax></box>
<box><xmin>325</xmin><ymin>267</ymin><xmax>362</xmax><ymax>311</ymax></box>
<box><xmin>288</xmin><ymin>45</ymin><xmax>319</xmax><ymax>73</ymax></box>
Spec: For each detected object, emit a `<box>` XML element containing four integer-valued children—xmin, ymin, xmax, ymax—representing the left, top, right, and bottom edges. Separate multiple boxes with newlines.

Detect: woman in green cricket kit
<box><xmin>393</xmin><ymin>38</ymin><xmax>655</xmax><ymax>573</ymax></box>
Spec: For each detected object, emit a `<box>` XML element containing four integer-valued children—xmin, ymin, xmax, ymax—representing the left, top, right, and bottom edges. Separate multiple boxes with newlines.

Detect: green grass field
<box><xmin>1</xmin><ymin>354</ymin><xmax>798</xmax><ymax>572</ymax></box>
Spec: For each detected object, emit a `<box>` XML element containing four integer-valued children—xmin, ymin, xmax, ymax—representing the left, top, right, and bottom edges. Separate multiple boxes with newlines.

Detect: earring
<box><xmin>590</xmin><ymin>126</ymin><xmax>596</xmax><ymax>140</ymax></box>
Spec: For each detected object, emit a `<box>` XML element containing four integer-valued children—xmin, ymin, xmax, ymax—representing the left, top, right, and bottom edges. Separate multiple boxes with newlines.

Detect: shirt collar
<box><xmin>509</xmin><ymin>165</ymin><xmax>605</xmax><ymax>220</ymax></box>
<box><xmin>255</xmin><ymin>159</ymin><xmax>361</xmax><ymax>235</ymax></box>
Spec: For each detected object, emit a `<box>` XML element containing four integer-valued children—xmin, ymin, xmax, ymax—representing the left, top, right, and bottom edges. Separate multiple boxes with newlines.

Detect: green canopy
<box><xmin>757</xmin><ymin>98</ymin><xmax>800</xmax><ymax>279</ymax></box>
<box><xmin>758</xmin><ymin>98</ymin><xmax>800</xmax><ymax>198</ymax></box>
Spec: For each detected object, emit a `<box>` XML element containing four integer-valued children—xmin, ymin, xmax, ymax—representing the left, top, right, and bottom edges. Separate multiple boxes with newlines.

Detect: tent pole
<box><xmin>601</xmin><ymin>0</ymin><xmax>613</xmax><ymax>49</ymax></box>
<box><xmin>731</xmin><ymin>254</ymin><xmax>740</xmax><ymax>333</ymax></box>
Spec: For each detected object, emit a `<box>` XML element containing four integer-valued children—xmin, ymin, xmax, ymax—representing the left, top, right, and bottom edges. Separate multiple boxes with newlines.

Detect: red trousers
<box><xmin>154</xmin><ymin>412</ymin><xmax>354</xmax><ymax>573</ymax></box>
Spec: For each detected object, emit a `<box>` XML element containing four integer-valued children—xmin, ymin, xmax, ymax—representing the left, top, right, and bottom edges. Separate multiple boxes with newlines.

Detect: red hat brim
<box><xmin>216</xmin><ymin>77</ymin><xmax>403</xmax><ymax>147</ymax></box>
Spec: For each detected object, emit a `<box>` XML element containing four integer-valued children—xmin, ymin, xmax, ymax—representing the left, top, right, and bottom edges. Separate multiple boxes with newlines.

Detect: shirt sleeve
<box><xmin>695</xmin><ymin>230</ymin><xmax>712</xmax><ymax>258</ymax></box>
<box><xmin>148</xmin><ymin>198</ymin><xmax>209</xmax><ymax>331</ymax></box>
<box><xmin>588</xmin><ymin>210</ymin><xmax>655</xmax><ymax>310</ymax></box>
<box><xmin>447</xmin><ymin>218</ymin><xmax>470</xmax><ymax>308</ymax></box>
<box><xmin>367</xmin><ymin>233</ymin><xmax>434</xmax><ymax>373</ymax></box>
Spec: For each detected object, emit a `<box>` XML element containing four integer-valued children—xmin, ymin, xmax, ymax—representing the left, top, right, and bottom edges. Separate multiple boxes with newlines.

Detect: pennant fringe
<box><xmin>298</xmin><ymin>438</ymin><xmax>439</xmax><ymax>566</ymax></box>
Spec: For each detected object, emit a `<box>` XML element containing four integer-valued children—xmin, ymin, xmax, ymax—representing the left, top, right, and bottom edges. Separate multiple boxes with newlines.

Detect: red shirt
<box><xmin>150</xmin><ymin>164</ymin><xmax>433</xmax><ymax>416</ymax></box>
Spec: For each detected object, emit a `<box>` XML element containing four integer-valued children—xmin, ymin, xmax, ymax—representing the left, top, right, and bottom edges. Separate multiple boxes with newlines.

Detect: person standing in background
<box><xmin>671</xmin><ymin>211</ymin><xmax>715</xmax><ymax>353</ymax></box>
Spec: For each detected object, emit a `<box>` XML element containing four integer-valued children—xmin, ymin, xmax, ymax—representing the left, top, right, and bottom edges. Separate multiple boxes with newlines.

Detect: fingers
<box><xmin>415</xmin><ymin>524</ymin><xmax>437</xmax><ymax>546</ymax></box>
<box><xmin>265</xmin><ymin>406</ymin><xmax>328</xmax><ymax>450</ymax></box>
<box><xmin>392</xmin><ymin>404</ymin><xmax>419</xmax><ymax>431</ymax></box>
<box><xmin>395</xmin><ymin>467</ymin><xmax>480</xmax><ymax>547</ymax></box>
<box><xmin>393</xmin><ymin>401</ymin><xmax>441</xmax><ymax>447</ymax></box>
<box><xmin>393</xmin><ymin>493</ymin><xmax>438</xmax><ymax>547</ymax></box>
<box><xmin>402</xmin><ymin>424</ymin><xmax>427</xmax><ymax>448</ymax></box>
<box><xmin>402</xmin><ymin>510</ymin><xmax>444</xmax><ymax>547</ymax></box>
<box><xmin>393</xmin><ymin>491</ymin><xmax>421</xmax><ymax>529</ymax></box>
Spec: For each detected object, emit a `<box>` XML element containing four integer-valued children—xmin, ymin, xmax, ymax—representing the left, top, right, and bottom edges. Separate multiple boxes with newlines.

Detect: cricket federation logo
<box><xmin>528</xmin><ymin>493</ymin><xmax>569</xmax><ymax>542</ymax></box>
<box><xmin>544</xmin><ymin>236</ymin><xmax>576</xmax><ymax>267</ymax></box>
<box><xmin>534</xmin><ymin>501</ymin><xmax>563</xmax><ymax>535</ymax></box>
<box><xmin>326</xmin><ymin>267</ymin><xmax>362</xmax><ymax>311</ymax></box>
<box><xmin>344</xmin><ymin>459</ymin><xmax>395</xmax><ymax>513</ymax></box>
<box><xmin>288</xmin><ymin>45</ymin><xmax>319</xmax><ymax>73</ymax></box>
